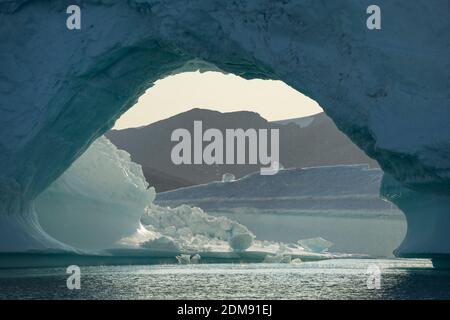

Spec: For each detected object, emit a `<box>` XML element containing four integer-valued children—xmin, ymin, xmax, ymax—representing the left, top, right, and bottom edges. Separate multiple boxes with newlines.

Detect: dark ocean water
<box><xmin>0</xmin><ymin>259</ymin><xmax>449</xmax><ymax>300</ymax></box>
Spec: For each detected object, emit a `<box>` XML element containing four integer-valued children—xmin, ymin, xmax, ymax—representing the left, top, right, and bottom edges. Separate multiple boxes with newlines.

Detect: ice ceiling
<box><xmin>0</xmin><ymin>0</ymin><xmax>449</xmax><ymax>257</ymax></box>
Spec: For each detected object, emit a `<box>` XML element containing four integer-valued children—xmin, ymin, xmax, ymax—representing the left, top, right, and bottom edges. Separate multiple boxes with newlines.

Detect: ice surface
<box><xmin>0</xmin><ymin>212</ymin><xmax>72</xmax><ymax>252</ymax></box>
<box><xmin>136</xmin><ymin>202</ymin><xmax>343</xmax><ymax>258</ymax></box>
<box><xmin>35</xmin><ymin>137</ymin><xmax>155</xmax><ymax>251</ymax></box>
<box><xmin>229</xmin><ymin>233</ymin><xmax>253</xmax><ymax>251</ymax></box>
<box><xmin>139</xmin><ymin>204</ymin><xmax>255</xmax><ymax>252</ymax></box>
<box><xmin>0</xmin><ymin>1</ymin><xmax>449</xmax><ymax>255</ymax></box>
<box><xmin>35</xmin><ymin>136</ymin><xmax>257</xmax><ymax>253</ymax></box>
<box><xmin>141</xmin><ymin>236</ymin><xmax>181</xmax><ymax>252</ymax></box>
<box><xmin>176</xmin><ymin>254</ymin><xmax>192</xmax><ymax>264</ymax></box>
<box><xmin>298</xmin><ymin>237</ymin><xmax>333</xmax><ymax>253</ymax></box>
<box><xmin>34</xmin><ymin>136</ymin><xmax>340</xmax><ymax>258</ymax></box>
<box><xmin>156</xmin><ymin>165</ymin><xmax>406</xmax><ymax>257</ymax></box>
<box><xmin>222</xmin><ymin>173</ymin><xmax>235</xmax><ymax>182</ymax></box>
<box><xmin>156</xmin><ymin>165</ymin><xmax>390</xmax><ymax>209</ymax></box>
<box><xmin>191</xmin><ymin>254</ymin><xmax>201</xmax><ymax>263</ymax></box>
<box><xmin>175</xmin><ymin>254</ymin><xmax>201</xmax><ymax>264</ymax></box>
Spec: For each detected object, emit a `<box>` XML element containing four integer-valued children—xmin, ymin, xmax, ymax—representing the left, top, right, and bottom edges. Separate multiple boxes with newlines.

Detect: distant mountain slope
<box><xmin>273</xmin><ymin>112</ymin><xmax>379</xmax><ymax>169</ymax></box>
<box><xmin>142</xmin><ymin>166</ymin><xmax>193</xmax><ymax>192</ymax></box>
<box><xmin>107</xmin><ymin>108</ymin><xmax>378</xmax><ymax>191</ymax></box>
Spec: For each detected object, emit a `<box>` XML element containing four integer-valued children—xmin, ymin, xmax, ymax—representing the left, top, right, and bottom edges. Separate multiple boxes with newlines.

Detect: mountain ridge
<box><xmin>106</xmin><ymin>108</ymin><xmax>378</xmax><ymax>192</ymax></box>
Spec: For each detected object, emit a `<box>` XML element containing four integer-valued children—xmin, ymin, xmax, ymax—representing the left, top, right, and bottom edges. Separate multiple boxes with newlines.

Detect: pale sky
<box><xmin>113</xmin><ymin>71</ymin><xmax>323</xmax><ymax>129</ymax></box>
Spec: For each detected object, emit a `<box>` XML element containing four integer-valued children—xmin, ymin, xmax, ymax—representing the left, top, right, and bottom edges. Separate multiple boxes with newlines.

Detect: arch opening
<box><xmin>86</xmin><ymin>70</ymin><xmax>405</xmax><ymax>257</ymax></box>
<box><xmin>0</xmin><ymin>0</ymin><xmax>449</xmax><ymax>259</ymax></box>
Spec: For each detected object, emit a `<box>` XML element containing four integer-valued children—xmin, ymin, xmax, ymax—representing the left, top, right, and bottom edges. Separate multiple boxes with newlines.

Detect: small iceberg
<box><xmin>191</xmin><ymin>254</ymin><xmax>201</xmax><ymax>264</ymax></box>
<box><xmin>222</xmin><ymin>173</ymin><xmax>235</xmax><ymax>182</ymax></box>
<box><xmin>176</xmin><ymin>253</ymin><xmax>202</xmax><ymax>264</ymax></box>
<box><xmin>298</xmin><ymin>237</ymin><xmax>333</xmax><ymax>253</ymax></box>
<box><xmin>176</xmin><ymin>254</ymin><xmax>192</xmax><ymax>264</ymax></box>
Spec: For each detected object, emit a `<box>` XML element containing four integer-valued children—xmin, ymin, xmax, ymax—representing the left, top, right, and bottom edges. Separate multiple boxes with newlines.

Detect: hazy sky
<box><xmin>113</xmin><ymin>71</ymin><xmax>323</xmax><ymax>129</ymax></box>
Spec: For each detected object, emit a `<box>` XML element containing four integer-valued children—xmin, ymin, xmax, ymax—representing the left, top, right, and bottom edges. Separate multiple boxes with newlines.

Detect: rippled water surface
<box><xmin>0</xmin><ymin>259</ymin><xmax>449</xmax><ymax>299</ymax></box>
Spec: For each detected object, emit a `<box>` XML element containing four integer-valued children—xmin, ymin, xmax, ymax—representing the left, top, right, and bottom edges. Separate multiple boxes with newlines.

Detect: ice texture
<box><xmin>298</xmin><ymin>238</ymin><xmax>334</xmax><ymax>253</ymax></box>
<box><xmin>222</xmin><ymin>173</ymin><xmax>235</xmax><ymax>183</ymax></box>
<box><xmin>381</xmin><ymin>175</ymin><xmax>450</xmax><ymax>257</ymax></box>
<box><xmin>35</xmin><ymin>136</ymin><xmax>256</xmax><ymax>253</ymax></box>
<box><xmin>156</xmin><ymin>165</ymin><xmax>391</xmax><ymax>210</ymax></box>
<box><xmin>34</xmin><ymin>136</ymin><xmax>333</xmax><ymax>257</ymax></box>
<box><xmin>35</xmin><ymin>137</ymin><xmax>155</xmax><ymax>251</ymax></box>
<box><xmin>0</xmin><ymin>1</ymin><xmax>449</xmax><ymax>256</ymax></box>
<box><xmin>175</xmin><ymin>254</ymin><xmax>201</xmax><ymax>264</ymax></box>
<box><xmin>139</xmin><ymin>204</ymin><xmax>255</xmax><ymax>252</ymax></box>
<box><xmin>176</xmin><ymin>254</ymin><xmax>193</xmax><ymax>264</ymax></box>
<box><xmin>141</xmin><ymin>236</ymin><xmax>181</xmax><ymax>252</ymax></box>
<box><xmin>156</xmin><ymin>165</ymin><xmax>406</xmax><ymax>257</ymax></box>
<box><xmin>229</xmin><ymin>233</ymin><xmax>253</xmax><ymax>251</ymax></box>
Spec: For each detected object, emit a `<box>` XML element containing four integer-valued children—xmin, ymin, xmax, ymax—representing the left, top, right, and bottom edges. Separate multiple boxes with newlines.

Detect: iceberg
<box><xmin>35</xmin><ymin>136</ymin><xmax>155</xmax><ymax>251</ymax></box>
<box><xmin>139</xmin><ymin>203</ymin><xmax>255</xmax><ymax>252</ymax></box>
<box><xmin>156</xmin><ymin>165</ymin><xmax>392</xmax><ymax>209</ymax></box>
<box><xmin>191</xmin><ymin>254</ymin><xmax>201</xmax><ymax>264</ymax></box>
<box><xmin>381</xmin><ymin>174</ymin><xmax>450</xmax><ymax>258</ymax></box>
<box><xmin>222</xmin><ymin>173</ymin><xmax>235</xmax><ymax>183</ymax></box>
<box><xmin>298</xmin><ymin>238</ymin><xmax>334</xmax><ymax>253</ymax></box>
<box><xmin>32</xmin><ymin>135</ymin><xmax>337</xmax><ymax>260</ymax></box>
<box><xmin>34</xmin><ymin>135</ymin><xmax>258</xmax><ymax>254</ymax></box>
<box><xmin>0</xmin><ymin>1</ymin><xmax>448</xmax><ymax>257</ymax></box>
<box><xmin>176</xmin><ymin>254</ymin><xmax>193</xmax><ymax>265</ymax></box>
<box><xmin>156</xmin><ymin>165</ymin><xmax>406</xmax><ymax>257</ymax></box>
<box><xmin>176</xmin><ymin>254</ymin><xmax>201</xmax><ymax>264</ymax></box>
<box><xmin>229</xmin><ymin>233</ymin><xmax>254</xmax><ymax>252</ymax></box>
<box><xmin>141</xmin><ymin>236</ymin><xmax>181</xmax><ymax>252</ymax></box>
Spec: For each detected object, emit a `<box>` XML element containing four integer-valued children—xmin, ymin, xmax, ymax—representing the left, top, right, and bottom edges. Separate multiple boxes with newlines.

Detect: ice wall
<box><xmin>35</xmin><ymin>137</ymin><xmax>154</xmax><ymax>251</ymax></box>
<box><xmin>0</xmin><ymin>1</ymin><xmax>449</xmax><ymax>256</ymax></box>
<box><xmin>35</xmin><ymin>136</ymin><xmax>255</xmax><ymax>252</ymax></box>
<box><xmin>156</xmin><ymin>165</ymin><xmax>392</xmax><ymax>210</ymax></box>
<box><xmin>156</xmin><ymin>165</ymin><xmax>406</xmax><ymax>257</ymax></box>
<box><xmin>381</xmin><ymin>175</ymin><xmax>450</xmax><ymax>258</ymax></box>
<box><xmin>32</xmin><ymin>136</ymin><xmax>350</xmax><ymax>257</ymax></box>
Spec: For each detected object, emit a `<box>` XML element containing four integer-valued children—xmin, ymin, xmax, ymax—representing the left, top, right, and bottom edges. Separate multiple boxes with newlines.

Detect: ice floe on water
<box><xmin>138</xmin><ymin>204</ymin><xmax>255</xmax><ymax>252</ymax></box>
<box><xmin>298</xmin><ymin>237</ymin><xmax>333</xmax><ymax>253</ymax></box>
<box><xmin>176</xmin><ymin>254</ymin><xmax>201</xmax><ymax>264</ymax></box>
<box><xmin>222</xmin><ymin>173</ymin><xmax>235</xmax><ymax>182</ymax></box>
<box><xmin>155</xmin><ymin>164</ymin><xmax>406</xmax><ymax>257</ymax></box>
<box><xmin>123</xmin><ymin>203</ymin><xmax>347</xmax><ymax>261</ymax></box>
<box><xmin>35</xmin><ymin>136</ymin><xmax>360</xmax><ymax>262</ymax></box>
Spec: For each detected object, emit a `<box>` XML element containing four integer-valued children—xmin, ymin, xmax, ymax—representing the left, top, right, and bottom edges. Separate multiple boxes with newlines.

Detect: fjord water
<box><xmin>1</xmin><ymin>259</ymin><xmax>449</xmax><ymax>300</ymax></box>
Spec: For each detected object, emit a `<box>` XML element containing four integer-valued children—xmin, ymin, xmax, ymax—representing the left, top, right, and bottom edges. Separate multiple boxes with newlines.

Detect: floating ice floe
<box><xmin>222</xmin><ymin>173</ymin><xmax>235</xmax><ymax>182</ymax></box>
<box><xmin>176</xmin><ymin>254</ymin><xmax>192</xmax><ymax>264</ymax></box>
<box><xmin>34</xmin><ymin>136</ymin><xmax>355</xmax><ymax>262</ymax></box>
<box><xmin>176</xmin><ymin>254</ymin><xmax>202</xmax><ymax>264</ymax></box>
<box><xmin>298</xmin><ymin>237</ymin><xmax>334</xmax><ymax>253</ymax></box>
<box><xmin>140</xmin><ymin>204</ymin><xmax>255</xmax><ymax>252</ymax></box>
<box><xmin>35</xmin><ymin>137</ymin><xmax>155</xmax><ymax>251</ymax></box>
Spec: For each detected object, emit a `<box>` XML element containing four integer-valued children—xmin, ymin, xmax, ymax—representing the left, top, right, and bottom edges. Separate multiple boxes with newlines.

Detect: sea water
<box><xmin>0</xmin><ymin>259</ymin><xmax>449</xmax><ymax>299</ymax></box>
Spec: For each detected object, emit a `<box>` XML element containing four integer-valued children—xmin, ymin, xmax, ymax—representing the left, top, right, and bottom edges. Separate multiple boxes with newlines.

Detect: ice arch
<box><xmin>0</xmin><ymin>1</ymin><xmax>449</xmax><ymax>257</ymax></box>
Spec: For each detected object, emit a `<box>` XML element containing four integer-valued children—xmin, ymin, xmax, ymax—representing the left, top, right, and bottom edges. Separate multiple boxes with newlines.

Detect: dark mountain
<box><xmin>106</xmin><ymin>108</ymin><xmax>378</xmax><ymax>192</ymax></box>
<box><xmin>141</xmin><ymin>166</ymin><xmax>193</xmax><ymax>192</ymax></box>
